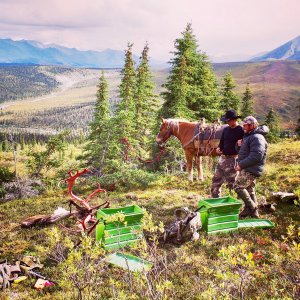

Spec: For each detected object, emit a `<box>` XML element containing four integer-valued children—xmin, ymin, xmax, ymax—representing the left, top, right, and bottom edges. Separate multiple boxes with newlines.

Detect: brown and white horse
<box><xmin>156</xmin><ymin>118</ymin><xmax>225</xmax><ymax>181</ymax></box>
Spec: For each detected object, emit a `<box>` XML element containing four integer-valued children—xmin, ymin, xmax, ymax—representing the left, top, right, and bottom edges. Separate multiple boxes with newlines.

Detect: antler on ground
<box><xmin>66</xmin><ymin>169</ymin><xmax>107</xmax><ymax>210</ymax></box>
<box><xmin>21</xmin><ymin>169</ymin><xmax>109</xmax><ymax>233</ymax></box>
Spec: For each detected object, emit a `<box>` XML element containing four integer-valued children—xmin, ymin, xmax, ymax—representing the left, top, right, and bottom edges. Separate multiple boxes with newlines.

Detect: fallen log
<box><xmin>21</xmin><ymin>207</ymin><xmax>72</xmax><ymax>228</ymax></box>
<box><xmin>271</xmin><ymin>192</ymin><xmax>298</xmax><ymax>202</ymax></box>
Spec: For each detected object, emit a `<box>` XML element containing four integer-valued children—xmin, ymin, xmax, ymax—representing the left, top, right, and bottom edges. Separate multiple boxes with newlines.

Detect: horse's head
<box><xmin>156</xmin><ymin>118</ymin><xmax>173</xmax><ymax>146</ymax></box>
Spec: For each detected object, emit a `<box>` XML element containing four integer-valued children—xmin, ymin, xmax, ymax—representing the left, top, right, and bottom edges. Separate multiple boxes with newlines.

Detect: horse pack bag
<box><xmin>163</xmin><ymin>207</ymin><xmax>202</xmax><ymax>244</ymax></box>
<box><xmin>193</xmin><ymin>122</ymin><xmax>225</xmax><ymax>155</ymax></box>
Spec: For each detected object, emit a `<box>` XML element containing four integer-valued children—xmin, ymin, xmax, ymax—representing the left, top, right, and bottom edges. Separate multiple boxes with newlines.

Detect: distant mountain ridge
<box><xmin>0</xmin><ymin>38</ymin><xmax>165</xmax><ymax>68</ymax></box>
<box><xmin>251</xmin><ymin>36</ymin><xmax>300</xmax><ymax>61</ymax></box>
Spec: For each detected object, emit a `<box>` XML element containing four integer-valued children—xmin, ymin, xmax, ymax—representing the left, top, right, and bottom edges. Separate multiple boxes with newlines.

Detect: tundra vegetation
<box><xmin>0</xmin><ymin>24</ymin><xmax>299</xmax><ymax>299</ymax></box>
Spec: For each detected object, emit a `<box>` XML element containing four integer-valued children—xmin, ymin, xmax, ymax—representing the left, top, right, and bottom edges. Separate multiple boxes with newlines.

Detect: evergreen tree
<box><xmin>1</xmin><ymin>140</ymin><xmax>7</xmax><ymax>152</ymax></box>
<box><xmin>26</xmin><ymin>130</ymin><xmax>69</xmax><ymax>177</ymax></box>
<box><xmin>220</xmin><ymin>72</ymin><xmax>240</xmax><ymax>112</ymax></box>
<box><xmin>134</xmin><ymin>43</ymin><xmax>159</xmax><ymax>151</ymax></box>
<box><xmin>265</xmin><ymin>107</ymin><xmax>280</xmax><ymax>142</ymax></box>
<box><xmin>32</xmin><ymin>134</ymin><xmax>37</xmax><ymax>146</ymax></box>
<box><xmin>115</xmin><ymin>43</ymin><xmax>136</xmax><ymax>137</ymax></box>
<box><xmin>20</xmin><ymin>136</ymin><xmax>25</xmax><ymax>150</ymax></box>
<box><xmin>241</xmin><ymin>83</ymin><xmax>254</xmax><ymax>118</ymax></box>
<box><xmin>111</xmin><ymin>43</ymin><xmax>137</xmax><ymax>162</ymax></box>
<box><xmin>161</xmin><ymin>23</ymin><xmax>220</xmax><ymax>121</ymax></box>
<box><xmin>83</xmin><ymin>71</ymin><xmax>110</xmax><ymax>169</ymax></box>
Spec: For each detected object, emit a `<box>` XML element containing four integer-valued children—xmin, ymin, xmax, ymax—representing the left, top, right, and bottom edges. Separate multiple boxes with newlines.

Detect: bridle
<box><xmin>157</xmin><ymin>121</ymin><xmax>173</xmax><ymax>146</ymax></box>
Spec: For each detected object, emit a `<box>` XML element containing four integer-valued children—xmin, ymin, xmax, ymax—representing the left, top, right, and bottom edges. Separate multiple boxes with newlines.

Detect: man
<box><xmin>211</xmin><ymin>109</ymin><xmax>244</xmax><ymax>198</ymax></box>
<box><xmin>234</xmin><ymin>116</ymin><xmax>269</xmax><ymax>218</ymax></box>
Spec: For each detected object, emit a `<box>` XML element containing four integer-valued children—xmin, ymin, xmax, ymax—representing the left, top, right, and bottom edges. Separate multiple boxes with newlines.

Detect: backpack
<box><xmin>163</xmin><ymin>207</ymin><xmax>202</xmax><ymax>244</ymax></box>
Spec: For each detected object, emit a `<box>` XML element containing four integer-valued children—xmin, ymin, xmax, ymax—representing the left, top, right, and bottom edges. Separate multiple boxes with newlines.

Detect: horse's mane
<box><xmin>165</xmin><ymin>118</ymin><xmax>198</xmax><ymax>134</ymax></box>
<box><xmin>166</xmin><ymin>118</ymin><xmax>199</xmax><ymax>125</ymax></box>
<box><xmin>166</xmin><ymin>118</ymin><xmax>189</xmax><ymax>123</ymax></box>
<box><xmin>165</xmin><ymin>118</ymin><xmax>223</xmax><ymax>131</ymax></box>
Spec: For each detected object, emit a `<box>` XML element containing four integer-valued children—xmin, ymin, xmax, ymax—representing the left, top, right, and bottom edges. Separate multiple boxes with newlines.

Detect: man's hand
<box><xmin>216</xmin><ymin>147</ymin><xmax>222</xmax><ymax>154</ymax></box>
<box><xmin>235</xmin><ymin>164</ymin><xmax>241</xmax><ymax>171</ymax></box>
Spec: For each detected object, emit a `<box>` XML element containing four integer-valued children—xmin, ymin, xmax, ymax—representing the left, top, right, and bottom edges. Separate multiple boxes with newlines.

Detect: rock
<box><xmin>1</xmin><ymin>179</ymin><xmax>44</xmax><ymax>202</ymax></box>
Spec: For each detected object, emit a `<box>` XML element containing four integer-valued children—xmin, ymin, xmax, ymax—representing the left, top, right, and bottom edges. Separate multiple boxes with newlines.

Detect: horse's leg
<box><xmin>185</xmin><ymin>150</ymin><xmax>193</xmax><ymax>181</ymax></box>
<box><xmin>196</xmin><ymin>156</ymin><xmax>204</xmax><ymax>181</ymax></box>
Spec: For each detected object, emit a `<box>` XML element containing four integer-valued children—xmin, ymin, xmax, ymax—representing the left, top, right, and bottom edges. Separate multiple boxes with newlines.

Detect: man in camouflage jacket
<box><xmin>234</xmin><ymin>116</ymin><xmax>269</xmax><ymax>218</ymax></box>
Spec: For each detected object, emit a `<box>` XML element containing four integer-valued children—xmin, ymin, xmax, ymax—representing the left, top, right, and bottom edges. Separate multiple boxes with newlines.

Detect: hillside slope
<box><xmin>213</xmin><ymin>61</ymin><xmax>300</xmax><ymax>126</ymax></box>
<box><xmin>0</xmin><ymin>61</ymin><xmax>299</xmax><ymax>130</ymax></box>
<box><xmin>0</xmin><ymin>65</ymin><xmax>67</xmax><ymax>102</ymax></box>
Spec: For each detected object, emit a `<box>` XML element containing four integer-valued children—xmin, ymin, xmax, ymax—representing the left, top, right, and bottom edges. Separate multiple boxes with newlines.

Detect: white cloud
<box><xmin>0</xmin><ymin>0</ymin><xmax>299</xmax><ymax>61</ymax></box>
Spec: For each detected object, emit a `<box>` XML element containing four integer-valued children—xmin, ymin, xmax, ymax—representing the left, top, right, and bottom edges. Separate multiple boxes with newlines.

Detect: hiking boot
<box><xmin>250</xmin><ymin>207</ymin><xmax>260</xmax><ymax>218</ymax></box>
<box><xmin>236</xmin><ymin>189</ymin><xmax>257</xmax><ymax>210</ymax></box>
<box><xmin>239</xmin><ymin>207</ymin><xmax>252</xmax><ymax>218</ymax></box>
<box><xmin>260</xmin><ymin>202</ymin><xmax>276</xmax><ymax>213</ymax></box>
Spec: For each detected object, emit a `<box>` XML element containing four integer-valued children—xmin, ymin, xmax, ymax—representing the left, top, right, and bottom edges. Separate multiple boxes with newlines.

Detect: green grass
<box><xmin>0</xmin><ymin>140</ymin><xmax>299</xmax><ymax>299</ymax></box>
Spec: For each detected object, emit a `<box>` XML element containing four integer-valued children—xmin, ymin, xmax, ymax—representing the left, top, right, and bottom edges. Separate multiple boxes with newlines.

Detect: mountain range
<box><xmin>251</xmin><ymin>36</ymin><xmax>300</xmax><ymax>61</ymax></box>
<box><xmin>0</xmin><ymin>36</ymin><xmax>299</xmax><ymax>67</ymax></box>
<box><xmin>0</xmin><ymin>38</ymin><xmax>146</xmax><ymax>68</ymax></box>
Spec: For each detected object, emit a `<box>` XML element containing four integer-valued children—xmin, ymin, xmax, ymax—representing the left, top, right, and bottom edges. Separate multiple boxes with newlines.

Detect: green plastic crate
<box><xmin>208</xmin><ymin>214</ymin><xmax>239</xmax><ymax>225</ymax></box>
<box><xmin>198</xmin><ymin>196</ymin><xmax>242</xmax><ymax>234</ymax></box>
<box><xmin>96</xmin><ymin>205</ymin><xmax>144</xmax><ymax>249</ymax></box>
<box><xmin>97</xmin><ymin>205</ymin><xmax>144</xmax><ymax>224</ymax></box>
<box><xmin>208</xmin><ymin>220</ymin><xmax>239</xmax><ymax>232</ymax></box>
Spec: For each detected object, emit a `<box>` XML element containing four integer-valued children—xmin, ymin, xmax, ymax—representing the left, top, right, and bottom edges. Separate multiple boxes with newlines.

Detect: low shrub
<box><xmin>99</xmin><ymin>164</ymin><xmax>160</xmax><ymax>191</ymax></box>
<box><xmin>0</xmin><ymin>166</ymin><xmax>14</xmax><ymax>183</ymax></box>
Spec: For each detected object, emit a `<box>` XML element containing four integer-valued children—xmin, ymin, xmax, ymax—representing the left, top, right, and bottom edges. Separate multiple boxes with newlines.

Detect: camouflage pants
<box><xmin>233</xmin><ymin>169</ymin><xmax>257</xmax><ymax>209</ymax></box>
<box><xmin>211</xmin><ymin>156</ymin><xmax>238</xmax><ymax>198</ymax></box>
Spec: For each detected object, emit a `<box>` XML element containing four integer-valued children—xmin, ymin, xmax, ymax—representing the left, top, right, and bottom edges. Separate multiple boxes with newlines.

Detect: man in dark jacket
<box><xmin>234</xmin><ymin>116</ymin><xmax>269</xmax><ymax>218</ymax></box>
<box><xmin>211</xmin><ymin>109</ymin><xmax>244</xmax><ymax>197</ymax></box>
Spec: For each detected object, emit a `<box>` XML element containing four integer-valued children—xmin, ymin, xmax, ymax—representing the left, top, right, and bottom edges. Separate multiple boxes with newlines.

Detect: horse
<box><xmin>156</xmin><ymin>118</ymin><xmax>226</xmax><ymax>181</ymax></box>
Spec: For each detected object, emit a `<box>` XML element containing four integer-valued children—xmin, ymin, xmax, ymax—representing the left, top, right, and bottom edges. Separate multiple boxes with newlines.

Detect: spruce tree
<box><xmin>111</xmin><ymin>43</ymin><xmax>137</xmax><ymax>161</ymax></box>
<box><xmin>161</xmin><ymin>23</ymin><xmax>220</xmax><ymax>121</ymax></box>
<box><xmin>265</xmin><ymin>107</ymin><xmax>280</xmax><ymax>142</ymax></box>
<box><xmin>241</xmin><ymin>83</ymin><xmax>254</xmax><ymax>118</ymax></box>
<box><xmin>84</xmin><ymin>71</ymin><xmax>110</xmax><ymax>169</ymax></box>
<box><xmin>134</xmin><ymin>43</ymin><xmax>159</xmax><ymax>151</ymax></box>
<box><xmin>220</xmin><ymin>72</ymin><xmax>240</xmax><ymax>112</ymax></box>
<box><xmin>20</xmin><ymin>136</ymin><xmax>25</xmax><ymax>150</ymax></box>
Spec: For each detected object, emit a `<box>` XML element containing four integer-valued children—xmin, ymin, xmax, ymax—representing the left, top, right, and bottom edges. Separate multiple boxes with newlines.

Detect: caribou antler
<box><xmin>66</xmin><ymin>169</ymin><xmax>106</xmax><ymax>210</ymax></box>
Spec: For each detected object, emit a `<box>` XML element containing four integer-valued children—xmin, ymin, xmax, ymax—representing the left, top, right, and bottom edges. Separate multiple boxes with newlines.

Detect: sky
<box><xmin>0</xmin><ymin>0</ymin><xmax>299</xmax><ymax>62</ymax></box>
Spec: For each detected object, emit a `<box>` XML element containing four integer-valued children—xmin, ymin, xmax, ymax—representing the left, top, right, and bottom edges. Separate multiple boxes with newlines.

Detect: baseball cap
<box><xmin>242</xmin><ymin>116</ymin><xmax>258</xmax><ymax>125</ymax></box>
